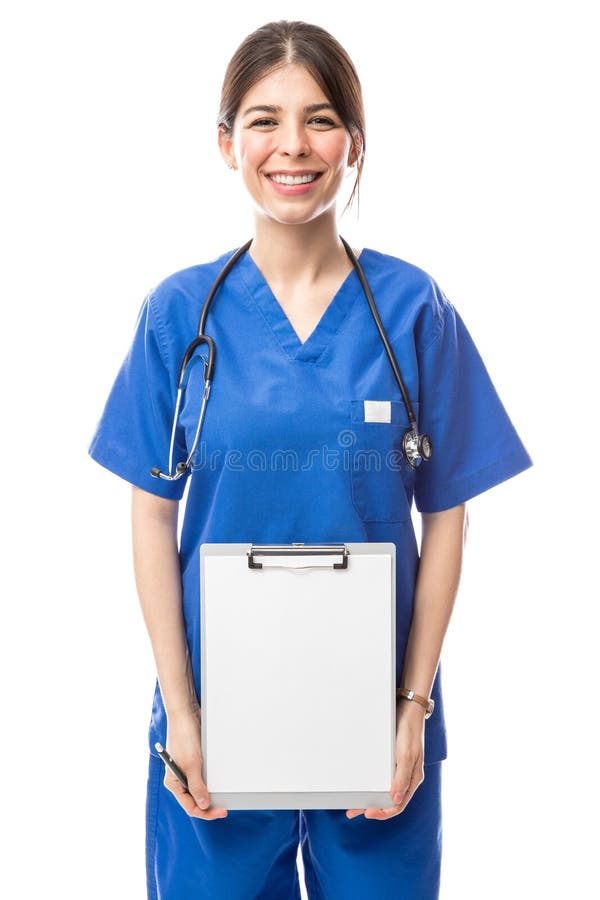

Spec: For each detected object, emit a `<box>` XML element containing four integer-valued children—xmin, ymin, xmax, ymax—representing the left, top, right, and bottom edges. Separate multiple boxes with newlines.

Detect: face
<box><xmin>218</xmin><ymin>63</ymin><xmax>359</xmax><ymax>226</ymax></box>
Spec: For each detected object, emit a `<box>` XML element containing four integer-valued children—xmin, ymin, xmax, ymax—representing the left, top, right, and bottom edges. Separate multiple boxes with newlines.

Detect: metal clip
<box><xmin>247</xmin><ymin>543</ymin><xmax>349</xmax><ymax>570</ymax></box>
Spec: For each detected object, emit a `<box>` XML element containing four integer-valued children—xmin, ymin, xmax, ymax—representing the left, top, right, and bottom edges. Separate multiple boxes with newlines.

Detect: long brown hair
<box><xmin>217</xmin><ymin>20</ymin><xmax>366</xmax><ymax>215</ymax></box>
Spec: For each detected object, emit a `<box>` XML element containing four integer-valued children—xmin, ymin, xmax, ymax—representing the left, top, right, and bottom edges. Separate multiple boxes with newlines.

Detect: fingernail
<box><xmin>393</xmin><ymin>792</ymin><xmax>402</xmax><ymax>803</ymax></box>
<box><xmin>200</xmin><ymin>798</ymin><xmax>209</xmax><ymax>809</ymax></box>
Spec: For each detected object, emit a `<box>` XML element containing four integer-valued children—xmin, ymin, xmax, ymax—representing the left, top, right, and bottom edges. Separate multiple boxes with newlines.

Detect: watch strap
<box><xmin>396</xmin><ymin>687</ymin><xmax>435</xmax><ymax>718</ymax></box>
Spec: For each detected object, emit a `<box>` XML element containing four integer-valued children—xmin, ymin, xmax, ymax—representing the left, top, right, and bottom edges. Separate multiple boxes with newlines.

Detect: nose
<box><xmin>277</xmin><ymin>121</ymin><xmax>310</xmax><ymax>157</ymax></box>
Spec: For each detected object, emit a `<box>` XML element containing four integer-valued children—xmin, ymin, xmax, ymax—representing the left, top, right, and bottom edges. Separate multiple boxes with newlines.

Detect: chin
<box><xmin>260</xmin><ymin>202</ymin><xmax>333</xmax><ymax>227</ymax></box>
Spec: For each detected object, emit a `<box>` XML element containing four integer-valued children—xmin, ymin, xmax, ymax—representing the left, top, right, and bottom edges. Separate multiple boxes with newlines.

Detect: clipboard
<box><xmin>199</xmin><ymin>542</ymin><xmax>396</xmax><ymax>809</ymax></box>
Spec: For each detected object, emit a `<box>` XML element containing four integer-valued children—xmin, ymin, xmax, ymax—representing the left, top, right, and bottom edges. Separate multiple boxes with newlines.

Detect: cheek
<box><xmin>317</xmin><ymin>134</ymin><xmax>352</xmax><ymax>169</ymax></box>
<box><xmin>238</xmin><ymin>136</ymin><xmax>276</xmax><ymax>168</ymax></box>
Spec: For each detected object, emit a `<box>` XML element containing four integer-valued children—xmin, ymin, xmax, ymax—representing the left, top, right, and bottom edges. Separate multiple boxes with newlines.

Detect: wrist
<box><xmin>396</xmin><ymin>687</ymin><xmax>435</xmax><ymax>719</ymax></box>
<box><xmin>165</xmin><ymin>701</ymin><xmax>202</xmax><ymax>720</ymax></box>
<box><xmin>397</xmin><ymin>697</ymin><xmax>426</xmax><ymax>718</ymax></box>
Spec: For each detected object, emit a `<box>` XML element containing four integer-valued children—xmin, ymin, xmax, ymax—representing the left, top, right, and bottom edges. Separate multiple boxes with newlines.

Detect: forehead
<box><xmin>240</xmin><ymin>64</ymin><xmax>328</xmax><ymax>108</ymax></box>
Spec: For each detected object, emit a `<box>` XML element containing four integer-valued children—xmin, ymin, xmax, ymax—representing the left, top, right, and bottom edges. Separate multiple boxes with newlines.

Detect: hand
<box><xmin>346</xmin><ymin>700</ymin><xmax>425</xmax><ymax>819</ymax></box>
<box><xmin>163</xmin><ymin>707</ymin><xmax>228</xmax><ymax>820</ymax></box>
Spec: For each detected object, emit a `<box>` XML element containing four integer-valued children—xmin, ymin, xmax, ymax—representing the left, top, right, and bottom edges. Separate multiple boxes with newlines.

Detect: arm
<box><xmin>131</xmin><ymin>485</ymin><xmax>227</xmax><ymax>819</ymax></box>
<box><xmin>131</xmin><ymin>486</ymin><xmax>197</xmax><ymax>716</ymax></box>
<box><xmin>346</xmin><ymin>501</ymin><xmax>468</xmax><ymax>820</ymax></box>
<box><xmin>400</xmin><ymin>502</ymin><xmax>468</xmax><ymax>712</ymax></box>
<box><xmin>393</xmin><ymin>502</ymin><xmax>468</xmax><ymax>810</ymax></box>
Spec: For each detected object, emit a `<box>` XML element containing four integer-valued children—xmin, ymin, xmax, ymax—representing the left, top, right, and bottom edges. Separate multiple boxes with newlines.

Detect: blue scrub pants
<box><xmin>145</xmin><ymin>753</ymin><xmax>443</xmax><ymax>899</ymax></box>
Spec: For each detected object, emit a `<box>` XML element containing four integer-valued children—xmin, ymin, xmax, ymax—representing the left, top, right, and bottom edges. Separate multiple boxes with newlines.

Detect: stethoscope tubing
<box><xmin>152</xmin><ymin>237</ymin><xmax>431</xmax><ymax>481</ymax></box>
<box><xmin>338</xmin><ymin>236</ymin><xmax>418</xmax><ymax>431</ymax></box>
<box><xmin>198</xmin><ymin>240</ymin><xmax>253</xmax><ymax>337</ymax></box>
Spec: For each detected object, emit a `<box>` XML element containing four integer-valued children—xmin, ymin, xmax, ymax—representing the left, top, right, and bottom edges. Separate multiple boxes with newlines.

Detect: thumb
<box><xmin>391</xmin><ymin>770</ymin><xmax>411</xmax><ymax>804</ymax></box>
<box><xmin>186</xmin><ymin>765</ymin><xmax>211</xmax><ymax>810</ymax></box>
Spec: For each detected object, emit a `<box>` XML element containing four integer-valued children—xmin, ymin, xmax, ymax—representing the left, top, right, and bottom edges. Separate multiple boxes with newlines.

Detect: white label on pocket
<box><xmin>363</xmin><ymin>400</ymin><xmax>391</xmax><ymax>423</ymax></box>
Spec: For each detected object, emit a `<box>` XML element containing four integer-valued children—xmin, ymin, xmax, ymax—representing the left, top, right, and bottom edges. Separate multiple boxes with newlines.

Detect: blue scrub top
<box><xmin>89</xmin><ymin>245</ymin><xmax>533</xmax><ymax>766</ymax></box>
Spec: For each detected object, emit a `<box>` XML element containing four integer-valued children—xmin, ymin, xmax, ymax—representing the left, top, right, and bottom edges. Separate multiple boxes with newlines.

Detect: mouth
<box><xmin>264</xmin><ymin>170</ymin><xmax>324</xmax><ymax>196</ymax></box>
<box><xmin>265</xmin><ymin>171</ymin><xmax>324</xmax><ymax>185</ymax></box>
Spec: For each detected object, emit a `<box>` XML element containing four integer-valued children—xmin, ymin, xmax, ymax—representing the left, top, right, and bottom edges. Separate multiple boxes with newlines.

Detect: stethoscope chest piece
<box><xmin>402</xmin><ymin>429</ymin><xmax>433</xmax><ymax>468</ymax></box>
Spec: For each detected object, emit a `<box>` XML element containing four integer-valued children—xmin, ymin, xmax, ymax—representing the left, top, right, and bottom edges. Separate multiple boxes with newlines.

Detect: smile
<box><xmin>267</xmin><ymin>172</ymin><xmax>323</xmax><ymax>185</ymax></box>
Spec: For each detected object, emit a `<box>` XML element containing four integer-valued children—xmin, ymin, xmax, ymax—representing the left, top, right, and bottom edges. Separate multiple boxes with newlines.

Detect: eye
<box><xmin>250</xmin><ymin>118</ymin><xmax>277</xmax><ymax>127</ymax></box>
<box><xmin>309</xmin><ymin>117</ymin><xmax>337</xmax><ymax>127</ymax></box>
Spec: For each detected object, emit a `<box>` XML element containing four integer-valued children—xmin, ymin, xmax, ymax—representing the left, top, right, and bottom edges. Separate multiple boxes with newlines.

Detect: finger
<box><xmin>176</xmin><ymin>757</ymin><xmax>229</xmax><ymax>819</ymax></box>
<box><xmin>347</xmin><ymin>804</ymin><xmax>402</xmax><ymax>820</ymax></box>
<box><xmin>164</xmin><ymin>775</ymin><xmax>228</xmax><ymax>819</ymax></box>
<box><xmin>391</xmin><ymin>763</ymin><xmax>415</xmax><ymax>808</ymax></box>
<box><xmin>391</xmin><ymin>767</ymin><xmax>424</xmax><ymax>815</ymax></box>
<box><xmin>363</xmin><ymin>804</ymin><xmax>402</xmax><ymax>819</ymax></box>
<box><xmin>185</xmin><ymin>771</ymin><xmax>212</xmax><ymax>812</ymax></box>
<box><xmin>347</xmin><ymin>764</ymin><xmax>424</xmax><ymax>821</ymax></box>
<box><xmin>168</xmin><ymin>781</ymin><xmax>228</xmax><ymax>819</ymax></box>
<box><xmin>390</xmin><ymin>748</ymin><xmax>423</xmax><ymax>807</ymax></box>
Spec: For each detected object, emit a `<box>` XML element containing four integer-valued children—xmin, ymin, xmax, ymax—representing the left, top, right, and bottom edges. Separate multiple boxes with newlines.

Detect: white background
<box><xmin>2</xmin><ymin>1</ymin><xmax>597</xmax><ymax>897</ymax></box>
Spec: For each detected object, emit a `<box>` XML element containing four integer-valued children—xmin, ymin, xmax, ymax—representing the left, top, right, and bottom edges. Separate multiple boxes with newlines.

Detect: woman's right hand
<box><xmin>163</xmin><ymin>707</ymin><xmax>228</xmax><ymax>820</ymax></box>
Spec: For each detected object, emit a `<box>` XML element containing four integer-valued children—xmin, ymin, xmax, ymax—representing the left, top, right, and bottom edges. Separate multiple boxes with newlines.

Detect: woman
<box><xmin>89</xmin><ymin>19</ymin><xmax>532</xmax><ymax>899</ymax></box>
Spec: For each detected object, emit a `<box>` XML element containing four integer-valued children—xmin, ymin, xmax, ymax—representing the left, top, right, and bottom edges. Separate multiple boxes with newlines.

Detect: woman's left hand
<box><xmin>346</xmin><ymin>700</ymin><xmax>426</xmax><ymax>819</ymax></box>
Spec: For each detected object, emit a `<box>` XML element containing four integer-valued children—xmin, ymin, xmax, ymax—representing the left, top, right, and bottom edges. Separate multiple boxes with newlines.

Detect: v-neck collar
<box><xmin>235</xmin><ymin>247</ymin><xmax>367</xmax><ymax>363</ymax></box>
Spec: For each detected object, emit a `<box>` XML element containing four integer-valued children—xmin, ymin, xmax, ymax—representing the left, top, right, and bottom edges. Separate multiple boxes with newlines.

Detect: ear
<box><xmin>217</xmin><ymin>127</ymin><xmax>237</xmax><ymax>170</ymax></box>
<box><xmin>347</xmin><ymin>132</ymin><xmax>363</xmax><ymax>167</ymax></box>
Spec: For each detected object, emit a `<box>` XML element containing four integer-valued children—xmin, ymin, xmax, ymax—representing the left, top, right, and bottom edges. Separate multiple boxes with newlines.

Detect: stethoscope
<box><xmin>150</xmin><ymin>237</ymin><xmax>433</xmax><ymax>481</ymax></box>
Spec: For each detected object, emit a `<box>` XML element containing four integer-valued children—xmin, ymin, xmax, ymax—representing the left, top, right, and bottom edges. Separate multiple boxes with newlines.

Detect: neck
<box><xmin>248</xmin><ymin>212</ymin><xmax>349</xmax><ymax>285</ymax></box>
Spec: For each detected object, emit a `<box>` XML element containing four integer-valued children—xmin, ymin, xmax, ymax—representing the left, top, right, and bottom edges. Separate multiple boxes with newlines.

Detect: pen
<box><xmin>154</xmin><ymin>742</ymin><xmax>189</xmax><ymax>792</ymax></box>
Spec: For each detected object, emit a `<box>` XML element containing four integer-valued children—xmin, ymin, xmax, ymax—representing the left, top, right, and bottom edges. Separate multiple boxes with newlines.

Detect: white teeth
<box><xmin>269</xmin><ymin>173</ymin><xmax>319</xmax><ymax>185</ymax></box>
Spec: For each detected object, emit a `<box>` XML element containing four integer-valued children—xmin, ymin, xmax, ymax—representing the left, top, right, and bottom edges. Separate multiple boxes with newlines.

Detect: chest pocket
<box><xmin>349</xmin><ymin>399</ymin><xmax>418</xmax><ymax>523</ymax></box>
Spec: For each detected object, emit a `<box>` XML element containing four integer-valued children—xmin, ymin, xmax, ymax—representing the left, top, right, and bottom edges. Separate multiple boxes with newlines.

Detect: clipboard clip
<box><xmin>247</xmin><ymin>543</ymin><xmax>349</xmax><ymax>570</ymax></box>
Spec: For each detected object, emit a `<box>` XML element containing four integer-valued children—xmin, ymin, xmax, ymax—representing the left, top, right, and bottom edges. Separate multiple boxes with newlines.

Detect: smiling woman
<box><xmin>88</xmin><ymin>18</ymin><xmax>533</xmax><ymax>900</ymax></box>
<box><xmin>218</xmin><ymin>65</ymin><xmax>360</xmax><ymax>257</ymax></box>
<box><xmin>216</xmin><ymin>23</ymin><xmax>365</xmax><ymax>217</ymax></box>
<box><xmin>215</xmin><ymin>65</ymin><xmax>365</xmax><ymax>341</ymax></box>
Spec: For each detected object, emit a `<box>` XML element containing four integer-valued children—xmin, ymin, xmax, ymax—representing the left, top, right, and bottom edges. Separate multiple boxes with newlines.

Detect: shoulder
<box><xmin>362</xmin><ymin>247</ymin><xmax>454</xmax><ymax>353</ymax></box>
<box><xmin>137</xmin><ymin>246</ymin><xmax>243</xmax><ymax>363</ymax></box>
<box><xmin>146</xmin><ymin>246</ymin><xmax>240</xmax><ymax>329</ymax></box>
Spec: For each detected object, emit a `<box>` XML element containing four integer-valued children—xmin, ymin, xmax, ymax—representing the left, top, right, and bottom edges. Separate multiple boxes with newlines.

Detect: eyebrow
<box><xmin>241</xmin><ymin>103</ymin><xmax>337</xmax><ymax>118</ymax></box>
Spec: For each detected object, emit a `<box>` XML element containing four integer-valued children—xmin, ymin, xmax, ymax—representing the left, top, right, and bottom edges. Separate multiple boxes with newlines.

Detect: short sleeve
<box><xmin>413</xmin><ymin>300</ymin><xmax>533</xmax><ymax>513</ymax></box>
<box><xmin>88</xmin><ymin>292</ymin><xmax>190</xmax><ymax>500</ymax></box>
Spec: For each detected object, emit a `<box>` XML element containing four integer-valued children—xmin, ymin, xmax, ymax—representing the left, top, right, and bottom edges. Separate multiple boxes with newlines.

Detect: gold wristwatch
<box><xmin>396</xmin><ymin>687</ymin><xmax>435</xmax><ymax>719</ymax></box>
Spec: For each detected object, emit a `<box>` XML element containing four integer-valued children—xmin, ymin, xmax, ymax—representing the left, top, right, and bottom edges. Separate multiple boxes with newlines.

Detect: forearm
<box><xmin>131</xmin><ymin>486</ymin><xmax>200</xmax><ymax>717</ymax></box>
<box><xmin>400</xmin><ymin>503</ymin><xmax>468</xmax><ymax>703</ymax></box>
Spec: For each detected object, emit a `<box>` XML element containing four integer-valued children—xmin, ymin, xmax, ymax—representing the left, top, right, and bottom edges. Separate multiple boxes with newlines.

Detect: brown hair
<box><xmin>217</xmin><ymin>20</ymin><xmax>366</xmax><ymax>215</ymax></box>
